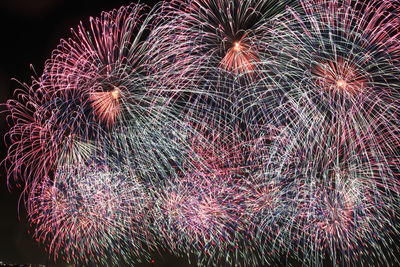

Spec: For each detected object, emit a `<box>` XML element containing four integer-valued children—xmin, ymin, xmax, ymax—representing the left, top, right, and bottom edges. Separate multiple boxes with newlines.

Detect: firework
<box><xmin>149</xmin><ymin>95</ymin><xmax>271</xmax><ymax>266</ymax></box>
<box><xmin>148</xmin><ymin>0</ymin><xmax>297</xmax><ymax>80</ymax></box>
<box><xmin>5</xmin><ymin>4</ymin><xmax>148</xmax><ymax>187</ymax></box>
<box><xmin>251</xmin><ymin>0</ymin><xmax>400</xmax><ymax>134</ymax></box>
<box><xmin>240</xmin><ymin>0</ymin><xmax>400</xmax><ymax>264</ymax></box>
<box><xmin>256</xmin><ymin>116</ymin><xmax>400</xmax><ymax>266</ymax></box>
<box><xmin>5</xmin><ymin>3</ymin><xmax>203</xmax><ymax>190</ymax></box>
<box><xmin>3</xmin><ymin>0</ymin><xmax>400</xmax><ymax>266</ymax></box>
<box><xmin>28</xmin><ymin>162</ymin><xmax>153</xmax><ymax>265</ymax></box>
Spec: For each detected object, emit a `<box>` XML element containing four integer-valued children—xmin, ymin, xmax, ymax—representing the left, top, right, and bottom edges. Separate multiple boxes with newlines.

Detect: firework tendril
<box><xmin>4</xmin><ymin>0</ymin><xmax>400</xmax><ymax>266</ymax></box>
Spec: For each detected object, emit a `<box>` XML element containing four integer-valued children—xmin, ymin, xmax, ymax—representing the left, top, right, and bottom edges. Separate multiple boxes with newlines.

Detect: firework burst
<box><xmin>149</xmin><ymin>94</ymin><xmax>272</xmax><ymax>266</ymax></box>
<box><xmin>5</xmin><ymin>3</ymin><xmax>204</xmax><ymax>190</ymax></box>
<box><xmin>239</xmin><ymin>0</ymin><xmax>400</xmax><ymax>264</ymax></box>
<box><xmin>256</xmin><ymin>115</ymin><xmax>400</xmax><ymax>266</ymax></box>
<box><xmin>28</xmin><ymin>162</ymin><xmax>153</xmax><ymax>265</ymax></box>
<box><xmin>252</xmin><ymin>0</ymin><xmax>400</xmax><ymax>132</ymax></box>
<box><xmin>5</xmin><ymin>4</ymin><xmax>151</xmax><ymax>188</ymax></box>
<box><xmin>3</xmin><ymin>0</ymin><xmax>400</xmax><ymax>266</ymax></box>
<box><xmin>149</xmin><ymin>0</ymin><xmax>297</xmax><ymax>79</ymax></box>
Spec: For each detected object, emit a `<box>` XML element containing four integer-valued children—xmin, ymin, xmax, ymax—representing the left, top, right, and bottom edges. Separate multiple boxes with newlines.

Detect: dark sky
<box><xmin>0</xmin><ymin>0</ymin><xmax>191</xmax><ymax>266</ymax></box>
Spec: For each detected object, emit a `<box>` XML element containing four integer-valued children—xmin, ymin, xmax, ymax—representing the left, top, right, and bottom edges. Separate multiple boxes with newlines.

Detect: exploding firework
<box><xmin>149</xmin><ymin>0</ymin><xmax>297</xmax><ymax>79</ymax></box>
<box><xmin>251</xmin><ymin>0</ymin><xmax>400</xmax><ymax>136</ymax></box>
<box><xmin>28</xmin><ymin>162</ymin><xmax>153</xmax><ymax>265</ymax></box>
<box><xmin>3</xmin><ymin>0</ymin><xmax>400</xmax><ymax>266</ymax></box>
<box><xmin>5</xmin><ymin>3</ymin><xmax>204</xmax><ymax>190</ymax></box>
<box><xmin>149</xmin><ymin>97</ymin><xmax>271</xmax><ymax>266</ymax></box>
<box><xmin>239</xmin><ymin>0</ymin><xmax>400</xmax><ymax>264</ymax></box>
<box><xmin>256</xmin><ymin>115</ymin><xmax>400</xmax><ymax>266</ymax></box>
<box><xmin>5</xmin><ymin>4</ymin><xmax>151</xmax><ymax>188</ymax></box>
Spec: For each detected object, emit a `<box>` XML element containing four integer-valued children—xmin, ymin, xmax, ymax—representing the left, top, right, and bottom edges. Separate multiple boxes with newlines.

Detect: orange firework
<box><xmin>90</xmin><ymin>87</ymin><xmax>122</xmax><ymax>127</ymax></box>
<box><xmin>220</xmin><ymin>39</ymin><xmax>259</xmax><ymax>74</ymax></box>
<box><xmin>312</xmin><ymin>58</ymin><xmax>368</xmax><ymax>96</ymax></box>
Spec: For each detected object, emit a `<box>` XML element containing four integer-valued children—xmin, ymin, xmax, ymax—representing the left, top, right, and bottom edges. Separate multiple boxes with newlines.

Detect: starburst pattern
<box><xmin>3</xmin><ymin>0</ymin><xmax>400</xmax><ymax>266</ymax></box>
<box><xmin>28</xmin><ymin>163</ymin><xmax>153</xmax><ymax>265</ymax></box>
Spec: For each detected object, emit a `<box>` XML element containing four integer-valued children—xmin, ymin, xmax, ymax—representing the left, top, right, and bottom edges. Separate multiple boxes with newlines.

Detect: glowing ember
<box><xmin>90</xmin><ymin>87</ymin><xmax>122</xmax><ymax>127</ymax></box>
<box><xmin>232</xmin><ymin>41</ymin><xmax>242</xmax><ymax>52</ymax></box>
<box><xmin>220</xmin><ymin>39</ymin><xmax>258</xmax><ymax>74</ymax></box>
<box><xmin>336</xmin><ymin>79</ymin><xmax>347</xmax><ymax>89</ymax></box>
<box><xmin>111</xmin><ymin>88</ymin><xmax>121</xmax><ymax>99</ymax></box>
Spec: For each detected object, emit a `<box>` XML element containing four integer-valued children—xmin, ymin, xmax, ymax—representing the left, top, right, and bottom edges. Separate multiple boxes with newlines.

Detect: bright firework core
<box><xmin>89</xmin><ymin>86</ymin><xmax>122</xmax><ymax>127</ymax></box>
<box><xmin>111</xmin><ymin>88</ymin><xmax>121</xmax><ymax>99</ymax></box>
<box><xmin>336</xmin><ymin>79</ymin><xmax>347</xmax><ymax>89</ymax></box>
<box><xmin>312</xmin><ymin>59</ymin><xmax>367</xmax><ymax>95</ymax></box>
<box><xmin>232</xmin><ymin>41</ymin><xmax>242</xmax><ymax>52</ymax></box>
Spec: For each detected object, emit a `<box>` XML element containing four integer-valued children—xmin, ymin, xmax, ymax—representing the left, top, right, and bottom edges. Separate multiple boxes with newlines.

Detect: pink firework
<box><xmin>250</xmin><ymin>0</ymin><xmax>400</xmax><ymax>128</ymax></box>
<box><xmin>311</xmin><ymin>57</ymin><xmax>369</xmax><ymax>96</ymax></box>
<box><xmin>153</xmin><ymin>174</ymin><xmax>247</xmax><ymax>266</ymax></box>
<box><xmin>41</xmin><ymin>3</ymin><xmax>152</xmax><ymax>128</ymax></box>
<box><xmin>151</xmin><ymin>103</ymin><xmax>269</xmax><ymax>266</ymax></box>
<box><xmin>28</xmin><ymin>163</ymin><xmax>153</xmax><ymax>265</ymax></box>
<box><xmin>149</xmin><ymin>0</ymin><xmax>296</xmax><ymax>79</ymax></box>
<box><xmin>4</xmin><ymin>4</ymin><xmax>154</xmax><ymax>190</ymax></box>
<box><xmin>259</xmin><ymin>116</ymin><xmax>400</xmax><ymax>266</ymax></box>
